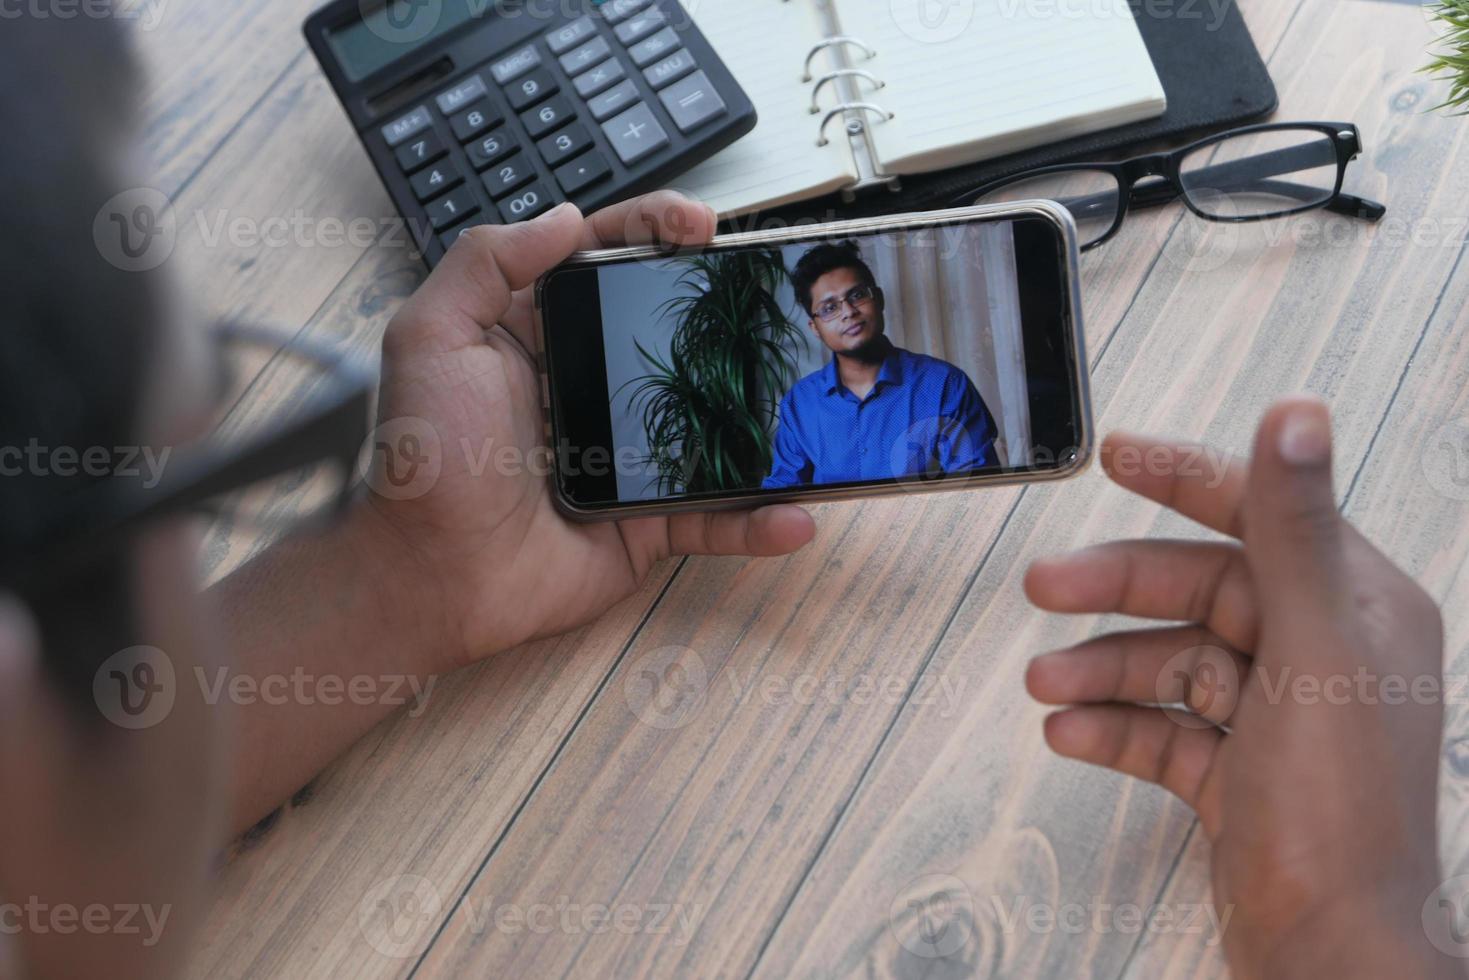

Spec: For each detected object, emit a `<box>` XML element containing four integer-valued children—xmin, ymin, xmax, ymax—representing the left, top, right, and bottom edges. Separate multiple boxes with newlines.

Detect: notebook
<box><xmin>669</xmin><ymin>0</ymin><xmax>1168</xmax><ymax>217</ymax></box>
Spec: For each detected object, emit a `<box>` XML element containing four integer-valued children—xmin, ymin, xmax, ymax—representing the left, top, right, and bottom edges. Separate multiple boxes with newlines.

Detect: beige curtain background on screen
<box><xmin>862</xmin><ymin>223</ymin><xmax>1032</xmax><ymax>465</ymax></box>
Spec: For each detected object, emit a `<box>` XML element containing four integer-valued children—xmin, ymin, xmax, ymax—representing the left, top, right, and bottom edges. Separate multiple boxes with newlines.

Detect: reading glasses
<box><xmin>954</xmin><ymin>122</ymin><xmax>1386</xmax><ymax>251</ymax></box>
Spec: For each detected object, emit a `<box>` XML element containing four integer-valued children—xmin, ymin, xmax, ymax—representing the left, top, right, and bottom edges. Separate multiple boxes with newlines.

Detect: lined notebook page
<box><xmin>839</xmin><ymin>0</ymin><xmax>1166</xmax><ymax>175</ymax></box>
<box><xmin>669</xmin><ymin>0</ymin><xmax>858</xmax><ymax>216</ymax></box>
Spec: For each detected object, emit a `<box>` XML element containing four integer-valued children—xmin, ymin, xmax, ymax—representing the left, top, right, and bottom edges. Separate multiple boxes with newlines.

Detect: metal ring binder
<box><xmin>816</xmin><ymin>103</ymin><xmax>894</xmax><ymax>147</ymax></box>
<box><xmin>808</xmin><ymin>69</ymin><xmax>885</xmax><ymax>113</ymax></box>
<box><xmin>801</xmin><ymin>36</ymin><xmax>877</xmax><ymax>82</ymax></box>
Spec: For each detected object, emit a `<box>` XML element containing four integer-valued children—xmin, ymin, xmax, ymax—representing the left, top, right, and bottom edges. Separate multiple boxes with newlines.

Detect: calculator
<box><xmin>303</xmin><ymin>0</ymin><xmax>756</xmax><ymax>267</ymax></box>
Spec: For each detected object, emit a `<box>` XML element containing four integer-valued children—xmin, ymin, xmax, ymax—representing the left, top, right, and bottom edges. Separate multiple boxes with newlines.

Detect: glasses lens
<box><xmin>1179</xmin><ymin>128</ymin><xmax>1339</xmax><ymax>219</ymax></box>
<box><xmin>971</xmin><ymin>169</ymin><xmax>1121</xmax><ymax>247</ymax></box>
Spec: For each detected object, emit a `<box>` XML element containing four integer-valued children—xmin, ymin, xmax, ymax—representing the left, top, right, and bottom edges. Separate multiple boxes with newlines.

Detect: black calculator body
<box><xmin>304</xmin><ymin>0</ymin><xmax>756</xmax><ymax>267</ymax></box>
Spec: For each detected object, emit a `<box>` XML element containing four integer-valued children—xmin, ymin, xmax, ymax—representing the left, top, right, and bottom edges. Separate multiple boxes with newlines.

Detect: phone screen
<box><xmin>539</xmin><ymin>212</ymin><xmax>1088</xmax><ymax>515</ymax></box>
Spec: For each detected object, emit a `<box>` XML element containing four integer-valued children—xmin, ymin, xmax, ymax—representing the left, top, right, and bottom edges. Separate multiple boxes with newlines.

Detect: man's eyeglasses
<box><xmin>813</xmin><ymin>284</ymin><xmax>876</xmax><ymax>321</ymax></box>
<box><xmin>2</xmin><ymin>321</ymin><xmax>376</xmax><ymax>588</ymax></box>
<box><xmin>953</xmin><ymin>122</ymin><xmax>1387</xmax><ymax>251</ymax></box>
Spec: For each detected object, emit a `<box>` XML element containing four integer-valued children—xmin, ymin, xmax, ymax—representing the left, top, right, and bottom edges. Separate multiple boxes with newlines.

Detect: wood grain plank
<box><xmin>398</xmin><ymin>2</ymin><xmax>1350</xmax><ymax>976</ymax></box>
<box><xmin>129</xmin><ymin>0</ymin><xmax>324</xmax><ymax>194</ymax></box>
<box><xmin>751</xmin><ymin>4</ymin><xmax>1469</xmax><ymax>979</ymax></box>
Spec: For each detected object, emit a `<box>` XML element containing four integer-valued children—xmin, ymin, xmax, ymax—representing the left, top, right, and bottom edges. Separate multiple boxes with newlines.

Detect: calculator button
<box><xmin>554</xmin><ymin>151</ymin><xmax>612</xmax><ymax>195</ymax></box>
<box><xmin>465</xmin><ymin>128</ymin><xmax>518</xmax><ymax>170</ymax></box>
<box><xmin>435</xmin><ymin>74</ymin><xmax>488</xmax><ymax>115</ymax></box>
<box><xmin>482</xmin><ymin>154</ymin><xmax>536</xmax><ymax>198</ymax></box>
<box><xmin>490</xmin><ymin>44</ymin><xmax>541</xmax><ymax>84</ymax></box>
<box><xmin>545</xmin><ymin>15</ymin><xmax>596</xmax><ymax>54</ymax></box>
<box><xmin>506</xmin><ymin>68</ymin><xmax>560</xmax><ymax>111</ymax></box>
<box><xmin>559</xmin><ymin>35</ymin><xmax>611</xmax><ymax>76</ymax></box>
<box><xmin>614</xmin><ymin>7</ymin><xmax>665</xmax><ymax>45</ymax></box>
<box><xmin>410</xmin><ymin>161</ymin><xmax>465</xmax><ymax>201</ymax></box>
<box><xmin>395</xmin><ymin>131</ymin><xmax>445</xmax><ymax>173</ymax></box>
<box><xmin>450</xmin><ymin>100</ymin><xmax>502</xmax><ymax>142</ymax></box>
<box><xmin>498</xmin><ymin>183</ymin><xmax>554</xmax><ymax>222</ymax></box>
<box><xmin>425</xmin><ymin>187</ymin><xmax>479</xmax><ymax>230</ymax></box>
<box><xmin>658</xmin><ymin>70</ymin><xmax>727</xmax><ymax>132</ymax></box>
<box><xmin>440</xmin><ymin>222</ymin><xmax>484</xmax><ymax>251</ymax></box>
<box><xmin>536</xmin><ymin>121</ymin><xmax>593</xmax><ymax>167</ymax></box>
<box><xmin>628</xmin><ymin>27</ymin><xmax>680</xmax><ymax>67</ymax></box>
<box><xmin>599</xmin><ymin>0</ymin><xmax>651</xmax><ymax>24</ymax></box>
<box><xmin>521</xmin><ymin>95</ymin><xmax>576</xmax><ymax>139</ymax></box>
<box><xmin>602</xmin><ymin>103</ymin><xmax>669</xmax><ymax>165</ymax></box>
<box><xmin>381</xmin><ymin>105</ymin><xmax>432</xmax><ymax>147</ymax></box>
<box><xmin>588</xmin><ymin>79</ymin><xmax>639</xmax><ymax>121</ymax></box>
<box><xmin>574</xmin><ymin>58</ymin><xmax>625</xmax><ymax>98</ymax></box>
<box><xmin>644</xmin><ymin>49</ymin><xmax>696</xmax><ymax>90</ymax></box>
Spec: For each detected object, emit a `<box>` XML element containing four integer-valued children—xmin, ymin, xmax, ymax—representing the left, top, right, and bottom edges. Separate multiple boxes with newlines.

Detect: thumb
<box><xmin>1241</xmin><ymin>397</ymin><xmax>1347</xmax><ymax>640</ymax></box>
<box><xmin>388</xmin><ymin>202</ymin><xmax>585</xmax><ymax>353</ymax></box>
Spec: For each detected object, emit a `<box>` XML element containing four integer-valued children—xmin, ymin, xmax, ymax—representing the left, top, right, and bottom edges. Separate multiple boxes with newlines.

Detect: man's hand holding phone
<box><xmin>364</xmin><ymin>194</ymin><xmax>816</xmax><ymax>670</ymax></box>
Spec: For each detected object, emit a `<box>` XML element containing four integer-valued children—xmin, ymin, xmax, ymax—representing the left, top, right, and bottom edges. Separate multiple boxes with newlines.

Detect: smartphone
<box><xmin>534</xmin><ymin>202</ymin><xmax>1092</xmax><ymax>520</ymax></box>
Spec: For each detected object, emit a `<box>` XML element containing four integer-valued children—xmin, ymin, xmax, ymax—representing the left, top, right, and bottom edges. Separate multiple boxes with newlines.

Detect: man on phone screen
<box><xmin>762</xmin><ymin>241</ymin><xmax>997</xmax><ymax>489</ymax></box>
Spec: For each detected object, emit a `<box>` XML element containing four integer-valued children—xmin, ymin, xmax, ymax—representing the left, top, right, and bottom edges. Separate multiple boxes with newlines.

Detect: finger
<box><xmin>1027</xmin><ymin>625</ymin><xmax>1250</xmax><ymax>726</ymax></box>
<box><xmin>1024</xmin><ymin>540</ymin><xmax>1258</xmax><ymax>651</ymax></box>
<box><xmin>581</xmin><ymin>191</ymin><xmax>718</xmax><ymax>250</ymax></box>
<box><xmin>656</xmin><ymin>505</ymin><xmax>816</xmax><ymax>558</ymax></box>
<box><xmin>1044</xmin><ymin>704</ymin><xmax>1224</xmax><ymax>838</ymax></box>
<box><xmin>1240</xmin><ymin>397</ymin><xmax>1350</xmax><ymax>657</ymax></box>
<box><xmin>1100</xmin><ymin>430</ymin><xmax>1248</xmax><ymax>538</ymax></box>
<box><xmin>388</xmin><ymin>202</ymin><xmax>585</xmax><ymax>355</ymax></box>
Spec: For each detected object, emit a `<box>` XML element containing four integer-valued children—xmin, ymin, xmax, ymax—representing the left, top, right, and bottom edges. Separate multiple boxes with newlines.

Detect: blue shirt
<box><xmin>762</xmin><ymin>345</ymin><xmax>996</xmax><ymax>489</ymax></box>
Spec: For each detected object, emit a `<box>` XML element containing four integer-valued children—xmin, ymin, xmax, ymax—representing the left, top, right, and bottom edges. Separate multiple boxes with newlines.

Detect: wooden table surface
<box><xmin>136</xmin><ymin>0</ymin><xmax>1469</xmax><ymax>975</ymax></box>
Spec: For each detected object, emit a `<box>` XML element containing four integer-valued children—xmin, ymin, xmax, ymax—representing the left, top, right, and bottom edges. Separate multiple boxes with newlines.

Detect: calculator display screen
<box><xmin>327</xmin><ymin>0</ymin><xmax>487</xmax><ymax>82</ymax></box>
<box><xmin>541</xmin><ymin>214</ymin><xmax>1087</xmax><ymax>511</ymax></box>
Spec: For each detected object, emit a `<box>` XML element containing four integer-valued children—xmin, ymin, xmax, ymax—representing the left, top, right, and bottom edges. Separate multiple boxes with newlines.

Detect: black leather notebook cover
<box><xmin>755</xmin><ymin>0</ymin><xmax>1279</xmax><ymax>223</ymax></box>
